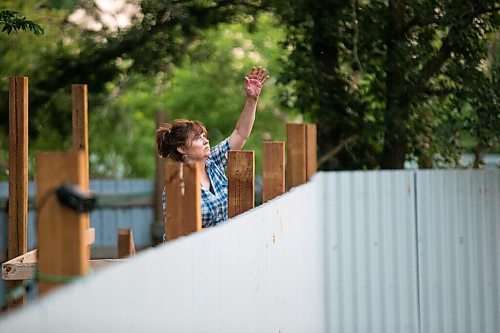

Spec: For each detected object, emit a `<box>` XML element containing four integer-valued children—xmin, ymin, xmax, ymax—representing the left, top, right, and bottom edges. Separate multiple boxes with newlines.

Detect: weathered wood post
<box><xmin>153</xmin><ymin>111</ymin><xmax>168</xmax><ymax>244</ymax></box>
<box><xmin>286</xmin><ymin>123</ymin><xmax>307</xmax><ymax>191</ymax></box>
<box><xmin>36</xmin><ymin>150</ymin><xmax>89</xmax><ymax>295</ymax></box>
<box><xmin>117</xmin><ymin>228</ymin><xmax>135</xmax><ymax>258</ymax></box>
<box><xmin>306</xmin><ymin>124</ymin><xmax>317</xmax><ymax>180</ymax></box>
<box><xmin>164</xmin><ymin>162</ymin><xmax>201</xmax><ymax>241</ymax></box>
<box><xmin>228</xmin><ymin>151</ymin><xmax>255</xmax><ymax>218</ymax></box>
<box><xmin>262</xmin><ymin>142</ymin><xmax>285</xmax><ymax>203</ymax></box>
<box><xmin>7</xmin><ymin>76</ymin><xmax>29</xmax><ymax>307</ymax></box>
<box><xmin>71</xmin><ymin>84</ymin><xmax>89</xmax><ymax>189</ymax></box>
<box><xmin>72</xmin><ymin>84</ymin><xmax>91</xmax><ymax>260</ymax></box>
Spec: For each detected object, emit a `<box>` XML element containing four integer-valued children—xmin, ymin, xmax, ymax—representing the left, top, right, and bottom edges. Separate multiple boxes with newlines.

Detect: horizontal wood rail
<box><xmin>2</xmin><ymin>228</ymin><xmax>96</xmax><ymax>281</ymax></box>
<box><xmin>2</xmin><ymin>254</ymin><xmax>124</xmax><ymax>281</ymax></box>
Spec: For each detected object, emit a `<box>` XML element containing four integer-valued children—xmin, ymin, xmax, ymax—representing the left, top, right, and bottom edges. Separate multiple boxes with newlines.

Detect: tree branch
<box><xmin>404</xmin><ymin>16</ymin><xmax>440</xmax><ymax>34</ymax></box>
<box><xmin>29</xmin><ymin>0</ymin><xmax>261</xmax><ymax>110</ymax></box>
<box><xmin>352</xmin><ymin>0</ymin><xmax>364</xmax><ymax>73</ymax></box>
<box><xmin>408</xmin><ymin>25</ymin><xmax>456</xmax><ymax>99</ymax></box>
<box><xmin>465</xmin><ymin>6</ymin><xmax>500</xmax><ymax>19</ymax></box>
<box><xmin>318</xmin><ymin>135</ymin><xmax>358</xmax><ymax>167</ymax></box>
<box><xmin>408</xmin><ymin>4</ymin><xmax>497</xmax><ymax>98</ymax></box>
<box><xmin>404</xmin><ymin>5</ymin><xmax>499</xmax><ymax>35</ymax></box>
<box><xmin>422</xmin><ymin>87</ymin><xmax>455</xmax><ymax>97</ymax></box>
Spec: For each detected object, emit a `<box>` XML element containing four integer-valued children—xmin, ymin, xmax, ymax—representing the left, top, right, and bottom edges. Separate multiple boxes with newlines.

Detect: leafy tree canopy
<box><xmin>0</xmin><ymin>0</ymin><xmax>290</xmax><ymax>179</ymax></box>
<box><xmin>266</xmin><ymin>0</ymin><xmax>499</xmax><ymax>169</ymax></box>
<box><xmin>0</xmin><ymin>9</ymin><xmax>44</xmax><ymax>35</ymax></box>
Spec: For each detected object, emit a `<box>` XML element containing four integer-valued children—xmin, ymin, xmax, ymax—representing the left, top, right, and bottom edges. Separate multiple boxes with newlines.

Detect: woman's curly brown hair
<box><xmin>156</xmin><ymin>119</ymin><xmax>207</xmax><ymax>162</ymax></box>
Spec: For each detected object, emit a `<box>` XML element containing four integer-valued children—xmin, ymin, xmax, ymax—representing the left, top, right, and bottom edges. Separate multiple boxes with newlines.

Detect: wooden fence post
<box><xmin>8</xmin><ymin>76</ymin><xmax>29</xmax><ymax>307</ymax></box>
<box><xmin>36</xmin><ymin>150</ymin><xmax>89</xmax><ymax>295</ymax></box>
<box><xmin>164</xmin><ymin>162</ymin><xmax>201</xmax><ymax>241</ymax></box>
<box><xmin>72</xmin><ymin>84</ymin><xmax>89</xmax><ymax>175</ymax></box>
<box><xmin>153</xmin><ymin>111</ymin><xmax>168</xmax><ymax>243</ymax></box>
<box><xmin>72</xmin><ymin>84</ymin><xmax>89</xmax><ymax>187</ymax></box>
<box><xmin>117</xmin><ymin>228</ymin><xmax>135</xmax><ymax>258</ymax></box>
<box><xmin>286</xmin><ymin>123</ymin><xmax>307</xmax><ymax>191</ymax></box>
<box><xmin>262</xmin><ymin>142</ymin><xmax>285</xmax><ymax>203</ymax></box>
<box><xmin>228</xmin><ymin>151</ymin><xmax>254</xmax><ymax>218</ymax></box>
<box><xmin>72</xmin><ymin>84</ymin><xmax>91</xmax><ymax>262</ymax></box>
<box><xmin>306</xmin><ymin>124</ymin><xmax>317</xmax><ymax>180</ymax></box>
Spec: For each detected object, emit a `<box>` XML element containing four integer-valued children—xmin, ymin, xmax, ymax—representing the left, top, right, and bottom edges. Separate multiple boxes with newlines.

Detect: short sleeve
<box><xmin>209</xmin><ymin>137</ymin><xmax>230</xmax><ymax>169</ymax></box>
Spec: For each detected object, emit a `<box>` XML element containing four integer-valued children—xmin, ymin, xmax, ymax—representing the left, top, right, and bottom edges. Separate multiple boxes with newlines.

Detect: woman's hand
<box><xmin>230</xmin><ymin>66</ymin><xmax>270</xmax><ymax>150</ymax></box>
<box><xmin>244</xmin><ymin>66</ymin><xmax>269</xmax><ymax>101</ymax></box>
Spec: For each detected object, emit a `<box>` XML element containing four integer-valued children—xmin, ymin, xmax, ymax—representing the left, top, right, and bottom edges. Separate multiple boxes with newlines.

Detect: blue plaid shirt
<box><xmin>163</xmin><ymin>138</ymin><xmax>230</xmax><ymax>241</ymax></box>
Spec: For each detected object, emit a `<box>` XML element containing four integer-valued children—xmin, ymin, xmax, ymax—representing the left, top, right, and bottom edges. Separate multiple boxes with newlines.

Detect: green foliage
<box><xmin>0</xmin><ymin>9</ymin><xmax>44</xmax><ymax>35</ymax></box>
<box><xmin>267</xmin><ymin>0</ymin><xmax>499</xmax><ymax>169</ymax></box>
<box><xmin>1</xmin><ymin>0</ymin><xmax>252</xmax><ymax>154</ymax></box>
<box><xmin>88</xmin><ymin>13</ymin><xmax>289</xmax><ymax>178</ymax></box>
<box><xmin>0</xmin><ymin>0</ymin><xmax>72</xmax><ymax>179</ymax></box>
<box><xmin>164</xmin><ymin>13</ymin><xmax>290</xmax><ymax>175</ymax></box>
<box><xmin>0</xmin><ymin>0</ymin><xmax>497</xmax><ymax>181</ymax></box>
<box><xmin>88</xmin><ymin>74</ymin><xmax>162</xmax><ymax>178</ymax></box>
<box><xmin>0</xmin><ymin>0</ymin><xmax>276</xmax><ymax>179</ymax></box>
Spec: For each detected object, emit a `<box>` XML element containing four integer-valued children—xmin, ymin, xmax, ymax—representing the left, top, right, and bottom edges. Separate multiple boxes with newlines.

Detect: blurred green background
<box><xmin>0</xmin><ymin>0</ymin><xmax>498</xmax><ymax>179</ymax></box>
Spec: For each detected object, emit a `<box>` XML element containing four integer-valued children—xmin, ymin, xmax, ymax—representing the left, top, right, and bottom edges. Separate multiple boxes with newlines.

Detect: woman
<box><xmin>156</xmin><ymin>66</ymin><xmax>269</xmax><ymax>236</ymax></box>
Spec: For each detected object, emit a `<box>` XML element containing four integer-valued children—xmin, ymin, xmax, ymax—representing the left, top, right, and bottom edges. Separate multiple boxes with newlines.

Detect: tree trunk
<box><xmin>473</xmin><ymin>144</ymin><xmax>485</xmax><ymax>169</ymax></box>
<box><xmin>380</xmin><ymin>97</ymin><xmax>409</xmax><ymax>169</ymax></box>
<box><xmin>418</xmin><ymin>151</ymin><xmax>433</xmax><ymax>169</ymax></box>
<box><xmin>417</xmin><ymin>109</ymin><xmax>434</xmax><ymax>168</ymax></box>
<box><xmin>380</xmin><ymin>0</ymin><xmax>409</xmax><ymax>169</ymax></box>
<box><xmin>310</xmin><ymin>3</ymin><xmax>345</xmax><ymax>169</ymax></box>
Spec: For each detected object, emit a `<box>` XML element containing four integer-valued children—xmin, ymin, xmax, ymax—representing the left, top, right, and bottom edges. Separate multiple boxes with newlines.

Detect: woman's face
<box><xmin>182</xmin><ymin>131</ymin><xmax>210</xmax><ymax>161</ymax></box>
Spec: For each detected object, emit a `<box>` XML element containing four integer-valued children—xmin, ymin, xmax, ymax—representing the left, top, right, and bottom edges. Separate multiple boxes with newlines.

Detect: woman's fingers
<box><xmin>248</xmin><ymin>66</ymin><xmax>268</xmax><ymax>80</ymax></box>
<box><xmin>246</xmin><ymin>66</ymin><xmax>269</xmax><ymax>91</ymax></box>
<box><xmin>256</xmin><ymin>66</ymin><xmax>265</xmax><ymax>80</ymax></box>
<box><xmin>249</xmin><ymin>66</ymin><xmax>256</xmax><ymax>78</ymax></box>
<box><xmin>258</xmin><ymin>67</ymin><xmax>266</xmax><ymax>80</ymax></box>
<box><xmin>249</xmin><ymin>66</ymin><xmax>264</xmax><ymax>78</ymax></box>
<box><xmin>261</xmin><ymin>75</ymin><xmax>269</xmax><ymax>85</ymax></box>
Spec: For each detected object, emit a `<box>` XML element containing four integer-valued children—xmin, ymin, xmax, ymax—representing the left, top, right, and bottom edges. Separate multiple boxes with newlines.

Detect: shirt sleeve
<box><xmin>209</xmin><ymin>137</ymin><xmax>231</xmax><ymax>169</ymax></box>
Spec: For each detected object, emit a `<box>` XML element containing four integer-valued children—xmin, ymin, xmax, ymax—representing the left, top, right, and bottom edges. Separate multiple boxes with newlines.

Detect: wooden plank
<box><xmin>3</xmin><ymin>227</ymin><xmax>93</xmax><ymax>281</ymax></box>
<box><xmin>153</xmin><ymin>111</ymin><xmax>168</xmax><ymax>244</ymax></box>
<box><xmin>8</xmin><ymin>76</ymin><xmax>29</xmax><ymax>307</ymax></box>
<box><xmin>306</xmin><ymin>124</ymin><xmax>317</xmax><ymax>180</ymax></box>
<box><xmin>2</xmin><ymin>249</ymin><xmax>37</xmax><ymax>281</ymax></box>
<box><xmin>72</xmin><ymin>84</ymin><xmax>89</xmax><ymax>164</ymax></box>
<box><xmin>36</xmin><ymin>150</ymin><xmax>89</xmax><ymax>295</ymax></box>
<box><xmin>117</xmin><ymin>228</ymin><xmax>135</xmax><ymax>258</ymax></box>
<box><xmin>3</xmin><ymin>256</ymin><xmax>125</xmax><ymax>281</ymax></box>
<box><xmin>72</xmin><ymin>84</ymin><xmax>89</xmax><ymax>221</ymax></box>
<box><xmin>3</xmin><ymin>249</ymin><xmax>37</xmax><ymax>265</ymax></box>
<box><xmin>3</xmin><ymin>262</ymin><xmax>36</xmax><ymax>281</ymax></box>
<box><xmin>164</xmin><ymin>162</ymin><xmax>201</xmax><ymax>241</ymax></box>
<box><xmin>86</xmin><ymin>228</ymin><xmax>95</xmax><ymax>245</ymax></box>
<box><xmin>88</xmin><ymin>258</ymin><xmax>126</xmax><ymax>270</ymax></box>
<box><xmin>155</xmin><ymin>111</ymin><xmax>168</xmax><ymax>225</ymax></box>
<box><xmin>228</xmin><ymin>151</ymin><xmax>255</xmax><ymax>218</ymax></box>
<box><xmin>286</xmin><ymin>123</ymin><xmax>307</xmax><ymax>191</ymax></box>
<box><xmin>262</xmin><ymin>142</ymin><xmax>285</xmax><ymax>203</ymax></box>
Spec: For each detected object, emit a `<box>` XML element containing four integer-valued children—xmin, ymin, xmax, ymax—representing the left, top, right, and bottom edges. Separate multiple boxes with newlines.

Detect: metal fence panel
<box><xmin>1</xmin><ymin>170</ymin><xmax>498</xmax><ymax>332</ymax></box>
<box><xmin>416</xmin><ymin>170</ymin><xmax>500</xmax><ymax>333</ymax></box>
<box><xmin>88</xmin><ymin>178</ymin><xmax>154</xmax><ymax>253</ymax></box>
<box><xmin>324</xmin><ymin>171</ymin><xmax>419</xmax><ymax>333</ymax></box>
<box><xmin>0</xmin><ymin>179</ymin><xmax>326</xmax><ymax>332</ymax></box>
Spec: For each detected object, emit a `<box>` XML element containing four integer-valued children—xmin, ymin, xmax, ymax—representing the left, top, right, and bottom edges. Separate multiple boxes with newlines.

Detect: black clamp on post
<box><xmin>56</xmin><ymin>182</ymin><xmax>97</xmax><ymax>213</ymax></box>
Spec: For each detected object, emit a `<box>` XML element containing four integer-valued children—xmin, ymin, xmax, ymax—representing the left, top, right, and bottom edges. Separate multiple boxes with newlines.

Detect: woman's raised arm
<box><xmin>229</xmin><ymin>66</ymin><xmax>269</xmax><ymax>151</ymax></box>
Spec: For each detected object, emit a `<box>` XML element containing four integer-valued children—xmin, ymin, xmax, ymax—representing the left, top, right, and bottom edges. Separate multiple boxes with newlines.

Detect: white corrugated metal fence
<box><xmin>0</xmin><ymin>170</ymin><xmax>498</xmax><ymax>333</ymax></box>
